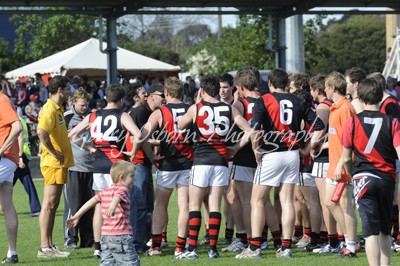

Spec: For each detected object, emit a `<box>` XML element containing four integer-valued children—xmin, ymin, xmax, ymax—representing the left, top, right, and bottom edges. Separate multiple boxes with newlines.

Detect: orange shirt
<box><xmin>0</xmin><ymin>92</ymin><xmax>20</xmax><ymax>165</ymax></box>
<box><xmin>327</xmin><ymin>97</ymin><xmax>356</xmax><ymax>180</ymax></box>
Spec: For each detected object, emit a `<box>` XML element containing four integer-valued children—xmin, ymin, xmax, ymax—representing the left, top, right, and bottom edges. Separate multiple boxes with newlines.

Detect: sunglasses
<box><xmin>153</xmin><ymin>93</ymin><xmax>165</xmax><ymax>99</ymax></box>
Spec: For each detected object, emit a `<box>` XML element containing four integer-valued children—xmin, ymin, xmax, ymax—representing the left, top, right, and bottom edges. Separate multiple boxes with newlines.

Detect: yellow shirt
<box><xmin>37</xmin><ymin>99</ymin><xmax>74</xmax><ymax>168</ymax></box>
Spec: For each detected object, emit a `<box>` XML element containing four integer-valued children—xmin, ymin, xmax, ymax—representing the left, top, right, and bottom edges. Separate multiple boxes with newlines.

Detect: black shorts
<box><xmin>354</xmin><ymin>175</ymin><xmax>395</xmax><ymax>237</ymax></box>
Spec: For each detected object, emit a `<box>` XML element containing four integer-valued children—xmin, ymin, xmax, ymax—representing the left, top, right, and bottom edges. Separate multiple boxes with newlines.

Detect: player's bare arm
<box><xmin>178</xmin><ymin>104</ymin><xmax>196</xmax><ymax>130</ymax></box>
<box><xmin>342</xmin><ymin>147</ymin><xmax>353</xmax><ymax>179</ymax></box>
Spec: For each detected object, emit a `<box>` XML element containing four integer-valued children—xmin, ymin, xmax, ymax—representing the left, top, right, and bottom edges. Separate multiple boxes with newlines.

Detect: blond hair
<box><xmin>234</xmin><ymin>69</ymin><xmax>258</xmax><ymax>91</ymax></box>
<box><xmin>71</xmin><ymin>87</ymin><xmax>90</xmax><ymax>103</ymax></box>
<box><xmin>325</xmin><ymin>71</ymin><xmax>346</xmax><ymax>96</ymax></box>
<box><xmin>110</xmin><ymin>161</ymin><xmax>135</xmax><ymax>183</ymax></box>
<box><xmin>165</xmin><ymin>77</ymin><xmax>182</xmax><ymax>99</ymax></box>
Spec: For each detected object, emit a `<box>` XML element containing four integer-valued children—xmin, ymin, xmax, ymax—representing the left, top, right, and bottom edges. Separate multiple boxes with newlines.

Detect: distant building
<box><xmin>386</xmin><ymin>12</ymin><xmax>400</xmax><ymax>52</ymax></box>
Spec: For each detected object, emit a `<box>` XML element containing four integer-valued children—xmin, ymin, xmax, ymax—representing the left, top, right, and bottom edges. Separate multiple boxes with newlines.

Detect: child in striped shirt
<box><xmin>67</xmin><ymin>161</ymin><xmax>140</xmax><ymax>265</ymax></box>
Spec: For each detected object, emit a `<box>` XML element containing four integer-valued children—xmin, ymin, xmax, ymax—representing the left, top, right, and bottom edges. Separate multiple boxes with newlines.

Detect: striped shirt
<box><xmin>94</xmin><ymin>185</ymin><xmax>133</xmax><ymax>236</ymax></box>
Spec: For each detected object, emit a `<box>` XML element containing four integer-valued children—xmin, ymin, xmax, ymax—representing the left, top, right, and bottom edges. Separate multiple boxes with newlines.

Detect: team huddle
<box><xmin>1</xmin><ymin>67</ymin><xmax>400</xmax><ymax>266</ymax></box>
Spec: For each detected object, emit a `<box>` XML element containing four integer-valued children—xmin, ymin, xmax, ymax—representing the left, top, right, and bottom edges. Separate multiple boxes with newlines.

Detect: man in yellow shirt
<box><xmin>36</xmin><ymin>75</ymin><xmax>74</xmax><ymax>258</ymax></box>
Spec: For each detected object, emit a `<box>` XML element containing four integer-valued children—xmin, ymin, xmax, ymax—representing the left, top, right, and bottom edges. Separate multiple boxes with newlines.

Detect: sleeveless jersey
<box><xmin>126</xmin><ymin>105</ymin><xmax>152</xmax><ymax>166</ymax></box>
<box><xmin>89</xmin><ymin>109</ymin><xmax>126</xmax><ymax>173</ymax></box>
<box><xmin>157</xmin><ymin>103</ymin><xmax>194</xmax><ymax>171</ymax></box>
<box><xmin>380</xmin><ymin>95</ymin><xmax>400</xmax><ymax>121</ymax></box>
<box><xmin>193</xmin><ymin>101</ymin><xmax>232</xmax><ymax>166</ymax></box>
<box><xmin>351</xmin><ymin>111</ymin><xmax>397</xmax><ymax>182</ymax></box>
<box><xmin>300</xmin><ymin>108</ymin><xmax>316</xmax><ymax>173</ymax></box>
<box><xmin>233</xmin><ymin>97</ymin><xmax>257</xmax><ymax>168</ymax></box>
<box><xmin>251</xmin><ymin>92</ymin><xmax>325</xmax><ymax>152</ymax></box>
<box><xmin>313</xmin><ymin>98</ymin><xmax>333</xmax><ymax>163</ymax></box>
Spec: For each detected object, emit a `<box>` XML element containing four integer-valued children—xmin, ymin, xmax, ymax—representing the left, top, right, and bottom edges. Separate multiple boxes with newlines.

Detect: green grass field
<box><xmin>1</xmin><ymin>179</ymin><xmax>400</xmax><ymax>265</ymax></box>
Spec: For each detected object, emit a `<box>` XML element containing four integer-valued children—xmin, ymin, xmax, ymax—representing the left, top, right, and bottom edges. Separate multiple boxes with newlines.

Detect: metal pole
<box><xmin>277</xmin><ymin>18</ymin><xmax>286</xmax><ymax>69</ymax></box>
<box><xmin>106</xmin><ymin>17</ymin><xmax>118</xmax><ymax>85</ymax></box>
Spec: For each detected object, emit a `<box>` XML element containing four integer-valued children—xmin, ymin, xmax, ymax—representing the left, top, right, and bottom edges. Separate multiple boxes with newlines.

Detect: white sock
<box><xmin>7</xmin><ymin>250</ymin><xmax>17</xmax><ymax>257</ymax></box>
<box><xmin>41</xmin><ymin>247</ymin><xmax>52</xmax><ymax>252</ymax></box>
<box><xmin>346</xmin><ymin>241</ymin><xmax>356</xmax><ymax>253</ymax></box>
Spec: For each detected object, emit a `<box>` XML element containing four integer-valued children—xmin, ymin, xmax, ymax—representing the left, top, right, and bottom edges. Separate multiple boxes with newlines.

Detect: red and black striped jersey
<box><xmin>89</xmin><ymin>108</ymin><xmax>126</xmax><ymax>173</ymax></box>
<box><xmin>342</xmin><ymin>110</ymin><xmax>400</xmax><ymax>182</ymax></box>
<box><xmin>251</xmin><ymin>92</ymin><xmax>325</xmax><ymax>152</ymax></box>
<box><xmin>157</xmin><ymin>103</ymin><xmax>193</xmax><ymax>171</ymax></box>
<box><xmin>126</xmin><ymin>105</ymin><xmax>152</xmax><ymax>166</ymax></box>
<box><xmin>380</xmin><ymin>95</ymin><xmax>400</xmax><ymax>121</ymax></box>
<box><xmin>193</xmin><ymin>101</ymin><xmax>232</xmax><ymax>166</ymax></box>
<box><xmin>233</xmin><ymin>97</ymin><xmax>258</xmax><ymax>168</ymax></box>
<box><xmin>300</xmin><ymin>108</ymin><xmax>317</xmax><ymax>173</ymax></box>
<box><xmin>312</xmin><ymin>98</ymin><xmax>332</xmax><ymax>163</ymax></box>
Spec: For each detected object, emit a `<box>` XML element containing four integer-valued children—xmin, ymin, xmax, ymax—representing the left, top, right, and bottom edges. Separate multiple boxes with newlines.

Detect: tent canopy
<box><xmin>6</xmin><ymin>38</ymin><xmax>180</xmax><ymax>79</ymax></box>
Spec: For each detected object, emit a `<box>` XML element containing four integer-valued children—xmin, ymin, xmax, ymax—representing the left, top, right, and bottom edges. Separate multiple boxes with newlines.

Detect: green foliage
<box><xmin>0</xmin><ymin>37</ymin><xmax>15</xmax><ymax>74</ymax></box>
<box><xmin>304</xmin><ymin>15</ymin><xmax>329</xmax><ymax>73</ymax></box>
<box><xmin>119</xmin><ymin>35</ymin><xmax>181</xmax><ymax>66</ymax></box>
<box><xmin>190</xmin><ymin>15</ymin><xmax>275</xmax><ymax>74</ymax></box>
<box><xmin>305</xmin><ymin>15</ymin><xmax>386</xmax><ymax>74</ymax></box>
<box><xmin>10</xmin><ymin>9</ymin><xmax>96</xmax><ymax>67</ymax></box>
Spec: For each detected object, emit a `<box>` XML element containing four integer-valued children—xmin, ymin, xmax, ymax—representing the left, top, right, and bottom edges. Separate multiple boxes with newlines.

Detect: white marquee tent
<box><xmin>6</xmin><ymin>38</ymin><xmax>181</xmax><ymax>79</ymax></box>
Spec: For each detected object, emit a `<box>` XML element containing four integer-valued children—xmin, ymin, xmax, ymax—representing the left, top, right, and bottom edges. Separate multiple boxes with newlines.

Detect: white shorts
<box><xmin>231</xmin><ymin>165</ymin><xmax>256</xmax><ymax>183</ymax></box>
<box><xmin>312</xmin><ymin>162</ymin><xmax>329</xmax><ymax>178</ymax></box>
<box><xmin>0</xmin><ymin>157</ymin><xmax>17</xmax><ymax>183</ymax></box>
<box><xmin>228</xmin><ymin>161</ymin><xmax>233</xmax><ymax>178</ymax></box>
<box><xmin>156</xmin><ymin>169</ymin><xmax>190</xmax><ymax>189</ymax></box>
<box><xmin>254</xmin><ymin>150</ymin><xmax>299</xmax><ymax>187</ymax></box>
<box><xmin>190</xmin><ymin>165</ymin><xmax>229</xmax><ymax>187</ymax></box>
<box><xmin>93</xmin><ymin>173</ymin><xmax>113</xmax><ymax>191</ymax></box>
<box><xmin>298</xmin><ymin>172</ymin><xmax>316</xmax><ymax>187</ymax></box>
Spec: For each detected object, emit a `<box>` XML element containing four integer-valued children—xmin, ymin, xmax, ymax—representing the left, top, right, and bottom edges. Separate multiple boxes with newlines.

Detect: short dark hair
<box><xmin>366</xmin><ymin>72</ymin><xmax>386</xmax><ymax>94</ymax></box>
<box><xmin>105</xmin><ymin>84</ymin><xmax>126</xmax><ymax>103</ymax></box>
<box><xmin>309</xmin><ymin>74</ymin><xmax>326</xmax><ymax>96</ymax></box>
<box><xmin>268</xmin><ymin>68</ymin><xmax>288</xmax><ymax>89</ymax></box>
<box><xmin>48</xmin><ymin>75</ymin><xmax>70</xmax><ymax>95</ymax></box>
<box><xmin>234</xmin><ymin>69</ymin><xmax>258</xmax><ymax>91</ymax></box>
<box><xmin>357</xmin><ymin>78</ymin><xmax>383</xmax><ymax>105</ymax></box>
<box><xmin>219</xmin><ymin>73</ymin><xmax>234</xmax><ymax>87</ymax></box>
<box><xmin>125</xmin><ymin>82</ymin><xmax>143</xmax><ymax>106</ymax></box>
<box><xmin>200</xmin><ymin>75</ymin><xmax>220</xmax><ymax>97</ymax></box>
<box><xmin>345</xmin><ymin>67</ymin><xmax>366</xmax><ymax>84</ymax></box>
<box><xmin>293</xmin><ymin>89</ymin><xmax>313</xmax><ymax>110</ymax></box>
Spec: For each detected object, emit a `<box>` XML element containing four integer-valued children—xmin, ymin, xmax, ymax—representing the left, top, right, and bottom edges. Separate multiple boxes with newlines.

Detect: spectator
<box><xmin>15</xmin><ymin>81</ymin><xmax>27</xmax><ymax>108</ymax></box>
<box><xmin>63</xmin><ymin>88</ymin><xmax>95</xmax><ymax>249</ymax></box>
<box><xmin>38</xmin><ymin>79</ymin><xmax>48</xmax><ymax>104</ymax></box>
<box><xmin>66</xmin><ymin>161</ymin><xmax>140</xmax><ymax>266</ymax></box>
<box><xmin>13</xmin><ymin>115</ymin><xmax>41</xmax><ymax>218</ymax></box>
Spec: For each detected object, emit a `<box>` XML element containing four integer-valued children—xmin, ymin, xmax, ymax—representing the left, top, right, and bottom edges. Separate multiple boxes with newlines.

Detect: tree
<box><xmin>119</xmin><ymin>34</ymin><xmax>181</xmax><ymax>66</ymax></box>
<box><xmin>305</xmin><ymin>15</ymin><xmax>386</xmax><ymax>74</ymax></box>
<box><xmin>189</xmin><ymin>15</ymin><xmax>275</xmax><ymax>74</ymax></box>
<box><xmin>304</xmin><ymin>15</ymin><xmax>329</xmax><ymax>73</ymax></box>
<box><xmin>0</xmin><ymin>38</ymin><xmax>15</xmax><ymax>74</ymax></box>
<box><xmin>11</xmin><ymin>10</ymin><xmax>96</xmax><ymax>67</ymax></box>
<box><xmin>174</xmin><ymin>24</ymin><xmax>211</xmax><ymax>57</ymax></box>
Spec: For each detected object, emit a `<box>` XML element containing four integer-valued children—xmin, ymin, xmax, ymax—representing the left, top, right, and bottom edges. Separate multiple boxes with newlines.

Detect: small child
<box><xmin>67</xmin><ymin>161</ymin><xmax>140</xmax><ymax>265</ymax></box>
